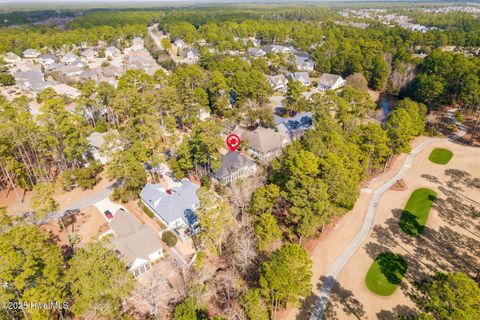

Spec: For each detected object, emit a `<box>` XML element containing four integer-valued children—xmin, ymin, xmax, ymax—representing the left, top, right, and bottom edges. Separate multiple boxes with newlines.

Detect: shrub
<box><xmin>162</xmin><ymin>231</ymin><xmax>177</xmax><ymax>247</ymax></box>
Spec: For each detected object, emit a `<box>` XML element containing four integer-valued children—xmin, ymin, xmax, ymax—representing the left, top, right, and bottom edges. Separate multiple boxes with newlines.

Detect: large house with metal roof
<box><xmin>139</xmin><ymin>179</ymin><xmax>201</xmax><ymax>239</ymax></box>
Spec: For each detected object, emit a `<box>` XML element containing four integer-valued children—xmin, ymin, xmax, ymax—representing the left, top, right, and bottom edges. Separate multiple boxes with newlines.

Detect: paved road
<box><xmin>147</xmin><ymin>24</ymin><xmax>165</xmax><ymax>50</ymax></box>
<box><xmin>39</xmin><ymin>181</ymin><xmax>119</xmax><ymax>224</ymax></box>
<box><xmin>309</xmin><ymin>111</ymin><xmax>466</xmax><ymax>319</ymax></box>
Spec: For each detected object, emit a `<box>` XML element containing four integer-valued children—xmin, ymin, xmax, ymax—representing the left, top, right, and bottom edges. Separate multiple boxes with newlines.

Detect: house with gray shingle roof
<box><xmin>140</xmin><ymin>179</ymin><xmax>200</xmax><ymax>238</ymax></box>
<box><xmin>289</xmin><ymin>72</ymin><xmax>311</xmax><ymax>86</ymax></box>
<box><xmin>317</xmin><ymin>73</ymin><xmax>346</xmax><ymax>91</ymax></box>
<box><xmin>211</xmin><ymin>151</ymin><xmax>257</xmax><ymax>185</ymax></box>
<box><xmin>109</xmin><ymin>209</ymin><xmax>164</xmax><ymax>277</ymax></box>
<box><xmin>294</xmin><ymin>52</ymin><xmax>314</xmax><ymax>72</ymax></box>
<box><xmin>247</xmin><ymin>47</ymin><xmax>266</xmax><ymax>57</ymax></box>
<box><xmin>233</xmin><ymin>126</ymin><xmax>289</xmax><ymax>162</ymax></box>
<box><xmin>60</xmin><ymin>53</ymin><xmax>80</xmax><ymax>64</ymax></box>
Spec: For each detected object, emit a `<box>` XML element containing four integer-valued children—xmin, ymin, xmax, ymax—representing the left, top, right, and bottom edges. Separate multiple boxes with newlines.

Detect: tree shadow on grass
<box><xmin>399</xmin><ymin>211</ymin><xmax>424</xmax><ymax>236</ymax></box>
<box><xmin>375</xmin><ymin>252</ymin><xmax>408</xmax><ymax>286</ymax></box>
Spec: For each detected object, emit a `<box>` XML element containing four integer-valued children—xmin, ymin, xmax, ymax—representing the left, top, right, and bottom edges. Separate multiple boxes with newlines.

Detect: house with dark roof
<box><xmin>317</xmin><ymin>73</ymin><xmax>346</xmax><ymax>91</ymax></box>
<box><xmin>109</xmin><ymin>209</ymin><xmax>164</xmax><ymax>277</ymax></box>
<box><xmin>211</xmin><ymin>151</ymin><xmax>257</xmax><ymax>185</ymax></box>
<box><xmin>139</xmin><ymin>179</ymin><xmax>200</xmax><ymax>238</ymax></box>
<box><xmin>233</xmin><ymin>126</ymin><xmax>289</xmax><ymax>162</ymax></box>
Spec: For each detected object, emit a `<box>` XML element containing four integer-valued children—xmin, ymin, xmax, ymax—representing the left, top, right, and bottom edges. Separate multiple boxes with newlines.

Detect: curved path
<box><xmin>309</xmin><ymin>110</ymin><xmax>466</xmax><ymax>319</ymax></box>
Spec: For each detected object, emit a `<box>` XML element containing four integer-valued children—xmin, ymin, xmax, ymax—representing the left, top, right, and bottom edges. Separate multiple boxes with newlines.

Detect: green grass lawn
<box><xmin>428</xmin><ymin>148</ymin><xmax>453</xmax><ymax>165</ymax></box>
<box><xmin>399</xmin><ymin>188</ymin><xmax>437</xmax><ymax>236</ymax></box>
<box><xmin>365</xmin><ymin>252</ymin><xmax>408</xmax><ymax>296</ymax></box>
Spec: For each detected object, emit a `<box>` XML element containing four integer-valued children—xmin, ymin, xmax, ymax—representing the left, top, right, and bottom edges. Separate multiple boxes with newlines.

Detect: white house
<box><xmin>109</xmin><ymin>209</ymin><xmax>164</xmax><ymax>278</ymax></box>
<box><xmin>51</xmin><ymin>84</ymin><xmax>81</xmax><ymax>99</ymax></box>
<box><xmin>174</xmin><ymin>39</ymin><xmax>185</xmax><ymax>48</ymax></box>
<box><xmin>61</xmin><ymin>53</ymin><xmax>80</xmax><ymax>64</ymax></box>
<box><xmin>267</xmin><ymin>74</ymin><xmax>289</xmax><ymax>92</ymax></box>
<box><xmin>22</xmin><ymin>49</ymin><xmax>40</xmax><ymax>59</ymax></box>
<box><xmin>294</xmin><ymin>53</ymin><xmax>315</xmax><ymax>72</ymax></box>
<box><xmin>39</xmin><ymin>54</ymin><xmax>58</xmax><ymax>66</ymax></box>
<box><xmin>183</xmin><ymin>48</ymin><xmax>199</xmax><ymax>60</ymax></box>
<box><xmin>105</xmin><ymin>46</ymin><xmax>121</xmax><ymax>58</ymax></box>
<box><xmin>81</xmin><ymin>49</ymin><xmax>97</xmax><ymax>62</ymax></box>
<box><xmin>139</xmin><ymin>179</ymin><xmax>200</xmax><ymax>239</ymax></box>
<box><xmin>317</xmin><ymin>73</ymin><xmax>346</xmax><ymax>91</ymax></box>
<box><xmin>289</xmin><ymin>72</ymin><xmax>311</xmax><ymax>86</ymax></box>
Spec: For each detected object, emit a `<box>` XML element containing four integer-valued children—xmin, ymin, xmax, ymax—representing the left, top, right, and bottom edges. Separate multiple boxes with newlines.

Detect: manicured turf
<box><xmin>399</xmin><ymin>188</ymin><xmax>437</xmax><ymax>236</ymax></box>
<box><xmin>428</xmin><ymin>148</ymin><xmax>453</xmax><ymax>165</ymax></box>
<box><xmin>365</xmin><ymin>252</ymin><xmax>408</xmax><ymax>296</ymax></box>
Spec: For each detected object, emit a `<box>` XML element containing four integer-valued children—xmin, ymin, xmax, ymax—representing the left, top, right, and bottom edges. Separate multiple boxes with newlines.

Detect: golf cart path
<box><xmin>309</xmin><ymin>110</ymin><xmax>466</xmax><ymax>319</ymax></box>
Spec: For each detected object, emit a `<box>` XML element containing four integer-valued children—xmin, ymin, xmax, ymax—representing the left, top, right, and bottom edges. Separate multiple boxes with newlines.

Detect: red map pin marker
<box><xmin>226</xmin><ymin>134</ymin><xmax>240</xmax><ymax>152</ymax></box>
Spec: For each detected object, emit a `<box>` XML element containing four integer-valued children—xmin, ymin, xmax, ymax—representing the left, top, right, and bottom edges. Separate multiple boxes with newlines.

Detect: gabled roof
<box><xmin>4</xmin><ymin>52</ymin><xmax>20</xmax><ymax>61</ymax></box>
<box><xmin>274</xmin><ymin>112</ymin><xmax>313</xmax><ymax>137</ymax></box>
<box><xmin>40</xmin><ymin>54</ymin><xmax>58</xmax><ymax>62</ymax></box>
<box><xmin>110</xmin><ymin>209</ymin><xmax>163</xmax><ymax>268</ymax></box>
<box><xmin>106</xmin><ymin>46</ymin><xmax>120</xmax><ymax>54</ymax></box>
<box><xmin>214</xmin><ymin>151</ymin><xmax>256</xmax><ymax>178</ymax></box>
<box><xmin>268</xmin><ymin>74</ymin><xmax>288</xmax><ymax>86</ymax></box>
<box><xmin>234</xmin><ymin>126</ymin><xmax>289</xmax><ymax>154</ymax></box>
<box><xmin>23</xmin><ymin>49</ymin><xmax>40</xmax><ymax>57</ymax></box>
<box><xmin>62</xmin><ymin>53</ymin><xmax>79</xmax><ymax>61</ymax></box>
<box><xmin>318</xmin><ymin>73</ymin><xmax>344</xmax><ymax>86</ymax></box>
<box><xmin>289</xmin><ymin>72</ymin><xmax>310</xmax><ymax>84</ymax></box>
<box><xmin>139</xmin><ymin>179</ymin><xmax>200</xmax><ymax>225</ymax></box>
<box><xmin>81</xmin><ymin>49</ymin><xmax>96</xmax><ymax>57</ymax></box>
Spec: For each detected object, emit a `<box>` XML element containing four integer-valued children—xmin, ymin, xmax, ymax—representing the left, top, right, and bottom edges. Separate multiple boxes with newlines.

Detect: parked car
<box><xmin>104</xmin><ymin>210</ymin><xmax>113</xmax><ymax>219</ymax></box>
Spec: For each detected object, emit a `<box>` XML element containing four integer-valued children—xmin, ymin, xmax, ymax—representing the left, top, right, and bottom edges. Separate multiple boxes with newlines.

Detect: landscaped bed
<box><xmin>399</xmin><ymin>188</ymin><xmax>437</xmax><ymax>236</ymax></box>
<box><xmin>428</xmin><ymin>148</ymin><xmax>453</xmax><ymax>165</ymax></box>
<box><xmin>365</xmin><ymin>252</ymin><xmax>408</xmax><ymax>296</ymax></box>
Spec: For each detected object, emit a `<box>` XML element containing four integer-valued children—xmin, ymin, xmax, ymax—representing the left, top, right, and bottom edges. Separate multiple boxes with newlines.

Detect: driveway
<box><xmin>93</xmin><ymin>198</ymin><xmax>127</xmax><ymax>221</ymax></box>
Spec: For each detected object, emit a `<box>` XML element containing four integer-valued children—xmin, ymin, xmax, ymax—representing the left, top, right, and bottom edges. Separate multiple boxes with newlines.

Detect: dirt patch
<box><xmin>389</xmin><ymin>179</ymin><xmax>407</xmax><ymax>191</ymax></box>
<box><xmin>40</xmin><ymin>206</ymin><xmax>109</xmax><ymax>248</ymax></box>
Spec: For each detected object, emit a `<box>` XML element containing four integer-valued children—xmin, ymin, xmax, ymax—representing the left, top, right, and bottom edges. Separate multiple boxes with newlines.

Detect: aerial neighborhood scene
<box><xmin>0</xmin><ymin>1</ymin><xmax>480</xmax><ymax>319</ymax></box>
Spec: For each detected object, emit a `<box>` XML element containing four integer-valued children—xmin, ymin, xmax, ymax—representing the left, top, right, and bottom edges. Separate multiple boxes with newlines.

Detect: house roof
<box><xmin>106</xmin><ymin>46</ymin><xmax>120</xmax><ymax>53</ymax></box>
<box><xmin>274</xmin><ymin>112</ymin><xmax>313</xmax><ymax>136</ymax></box>
<box><xmin>268</xmin><ymin>74</ymin><xmax>288</xmax><ymax>86</ymax></box>
<box><xmin>290</xmin><ymin>72</ymin><xmax>310</xmax><ymax>84</ymax></box>
<box><xmin>62</xmin><ymin>53</ymin><xmax>79</xmax><ymax>61</ymax></box>
<box><xmin>139</xmin><ymin>179</ymin><xmax>200</xmax><ymax>225</ymax></box>
<box><xmin>214</xmin><ymin>151</ymin><xmax>256</xmax><ymax>178</ymax></box>
<box><xmin>4</xmin><ymin>52</ymin><xmax>20</xmax><ymax>61</ymax></box>
<box><xmin>81</xmin><ymin>49</ymin><xmax>96</xmax><ymax>57</ymax></box>
<box><xmin>86</xmin><ymin>131</ymin><xmax>106</xmax><ymax>149</ymax></box>
<box><xmin>234</xmin><ymin>126</ymin><xmax>288</xmax><ymax>154</ymax></box>
<box><xmin>41</xmin><ymin>54</ymin><xmax>58</xmax><ymax>62</ymax></box>
<box><xmin>13</xmin><ymin>70</ymin><xmax>47</xmax><ymax>92</ymax></box>
<box><xmin>247</xmin><ymin>47</ymin><xmax>265</xmax><ymax>55</ymax></box>
<box><xmin>318</xmin><ymin>73</ymin><xmax>343</xmax><ymax>86</ymax></box>
<box><xmin>110</xmin><ymin>209</ymin><xmax>163</xmax><ymax>267</ymax></box>
<box><xmin>23</xmin><ymin>49</ymin><xmax>40</xmax><ymax>57</ymax></box>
